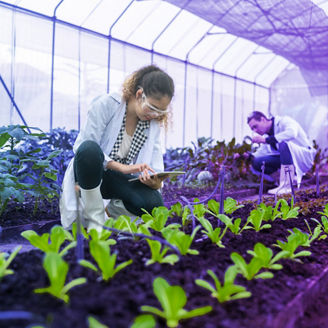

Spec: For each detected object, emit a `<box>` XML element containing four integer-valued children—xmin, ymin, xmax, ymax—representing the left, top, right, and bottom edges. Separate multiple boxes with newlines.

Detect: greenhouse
<box><xmin>1</xmin><ymin>0</ymin><xmax>328</xmax><ymax>327</ymax></box>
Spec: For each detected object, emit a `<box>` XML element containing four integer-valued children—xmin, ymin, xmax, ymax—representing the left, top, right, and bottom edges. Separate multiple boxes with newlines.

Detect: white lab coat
<box><xmin>59</xmin><ymin>93</ymin><xmax>164</xmax><ymax>229</ymax></box>
<box><xmin>253</xmin><ymin>115</ymin><xmax>315</xmax><ymax>185</ymax></box>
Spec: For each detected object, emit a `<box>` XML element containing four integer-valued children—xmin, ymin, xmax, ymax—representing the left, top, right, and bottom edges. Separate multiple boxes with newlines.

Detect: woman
<box><xmin>60</xmin><ymin>65</ymin><xmax>174</xmax><ymax>231</ymax></box>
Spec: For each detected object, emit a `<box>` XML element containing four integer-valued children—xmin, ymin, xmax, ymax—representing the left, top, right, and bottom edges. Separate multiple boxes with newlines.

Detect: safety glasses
<box><xmin>141</xmin><ymin>92</ymin><xmax>169</xmax><ymax>117</ymax></box>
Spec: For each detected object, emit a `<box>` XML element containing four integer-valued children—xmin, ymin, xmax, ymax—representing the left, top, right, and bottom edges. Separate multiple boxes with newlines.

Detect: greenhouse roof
<box><xmin>1</xmin><ymin>0</ymin><xmax>328</xmax><ymax>88</ymax></box>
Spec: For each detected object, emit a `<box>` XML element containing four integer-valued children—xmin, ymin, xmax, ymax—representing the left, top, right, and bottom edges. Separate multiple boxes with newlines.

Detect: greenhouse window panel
<box><xmin>153</xmin><ymin>10</ymin><xmax>211</xmax><ymax>60</ymax></box>
<box><xmin>2</xmin><ymin>0</ymin><xmax>59</xmax><ymax>16</ymax></box>
<box><xmin>256</xmin><ymin>58</ymin><xmax>293</xmax><ymax>86</ymax></box>
<box><xmin>187</xmin><ymin>26</ymin><xmax>228</xmax><ymax>66</ymax></box>
<box><xmin>213</xmin><ymin>38</ymin><xmax>259</xmax><ymax>76</ymax></box>
<box><xmin>55</xmin><ymin>0</ymin><xmax>104</xmax><ymax>27</ymax></box>
<box><xmin>113</xmin><ymin>2</ymin><xmax>180</xmax><ymax>49</ymax></box>
<box><xmin>110</xmin><ymin>1</ymin><xmax>163</xmax><ymax>42</ymax></box>
<box><xmin>311</xmin><ymin>0</ymin><xmax>328</xmax><ymax>14</ymax></box>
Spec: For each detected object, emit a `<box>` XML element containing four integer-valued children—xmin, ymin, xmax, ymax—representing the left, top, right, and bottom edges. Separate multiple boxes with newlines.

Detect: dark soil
<box><xmin>1</xmin><ymin>186</ymin><xmax>328</xmax><ymax>328</ymax></box>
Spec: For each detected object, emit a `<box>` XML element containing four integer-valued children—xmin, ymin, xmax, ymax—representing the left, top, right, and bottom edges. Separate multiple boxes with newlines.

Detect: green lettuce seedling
<box><xmin>34</xmin><ymin>252</ymin><xmax>86</xmax><ymax>303</ymax></box>
<box><xmin>197</xmin><ymin>216</ymin><xmax>229</xmax><ymax>247</ymax></box>
<box><xmin>274</xmin><ymin>227</ymin><xmax>317</xmax><ymax>260</ymax></box>
<box><xmin>142</xmin><ymin>207</ymin><xmax>180</xmax><ymax>232</ymax></box>
<box><xmin>139</xmin><ymin>277</ymin><xmax>212</xmax><ymax>328</ymax></box>
<box><xmin>162</xmin><ymin>226</ymin><xmax>201</xmax><ymax>255</ymax></box>
<box><xmin>247</xmin><ymin>243</ymin><xmax>288</xmax><ymax>271</ymax></box>
<box><xmin>207</xmin><ymin>197</ymin><xmax>244</xmax><ymax>215</ymax></box>
<box><xmin>131</xmin><ymin>314</ymin><xmax>156</xmax><ymax>328</ymax></box>
<box><xmin>245</xmin><ymin>206</ymin><xmax>272</xmax><ymax>232</ymax></box>
<box><xmin>278</xmin><ymin>198</ymin><xmax>299</xmax><ymax>220</ymax></box>
<box><xmin>0</xmin><ymin>246</ymin><xmax>21</xmax><ymax>279</ymax></box>
<box><xmin>145</xmin><ymin>239</ymin><xmax>179</xmax><ymax>266</ymax></box>
<box><xmin>21</xmin><ymin>225</ymin><xmax>76</xmax><ymax>256</ymax></box>
<box><xmin>195</xmin><ymin>267</ymin><xmax>251</xmax><ymax>303</ymax></box>
<box><xmin>79</xmin><ymin>240</ymin><xmax>132</xmax><ymax>281</ymax></box>
<box><xmin>311</xmin><ymin>216</ymin><xmax>328</xmax><ymax>240</ymax></box>
<box><xmin>88</xmin><ymin>316</ymin><xmax>109</xmax><ymax>328</ymax></box>
<box><xmin>230</xmin><ymin>252</ymin><xmax>273</xmax><ymax>280</ymax></box>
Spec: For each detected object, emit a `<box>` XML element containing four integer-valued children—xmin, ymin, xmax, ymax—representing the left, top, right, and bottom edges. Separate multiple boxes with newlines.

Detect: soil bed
<box><xmin>1</xmin><ymin>186</ymin><xmax>328</xmax><ymax>328</ymax></box>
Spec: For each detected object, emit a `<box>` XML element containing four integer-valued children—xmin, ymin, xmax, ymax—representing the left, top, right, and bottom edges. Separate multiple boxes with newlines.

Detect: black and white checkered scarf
<box><xmin>109</xmin><ymin>112</ymin><xmax>150</xmax><ymax>164</ymax></box>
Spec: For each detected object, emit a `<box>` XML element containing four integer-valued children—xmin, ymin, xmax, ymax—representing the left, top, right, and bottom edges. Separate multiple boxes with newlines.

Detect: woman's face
<box><xmin>135</xmin><ymin>90</ymin><xmax>171</xmax><ymax>121</ymax></box>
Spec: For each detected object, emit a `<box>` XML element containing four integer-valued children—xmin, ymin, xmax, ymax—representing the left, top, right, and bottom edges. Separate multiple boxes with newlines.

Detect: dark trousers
<box><xmin>252</xmin><ymin>141</ymin><xmax>293</xmax><ymax>174</ymax></box>
<box><xmin>73</xmin><ymin>140</ymin><xmax>164</xmax><ymax>216</ymax></box>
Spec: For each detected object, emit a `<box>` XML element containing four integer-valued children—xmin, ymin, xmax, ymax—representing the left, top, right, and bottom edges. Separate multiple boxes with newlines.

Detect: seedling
<box><xmin>278</xmin><ymin>198</ymin><xmax>299</xmax><ymax>220</ymax></box>
<box><xmin>79</xmin><ymin>240</ymin><xmax>132</xmax><ymax>281</ymax></box>
<box><xmin>273</xmin><ymin>228</ymin><xmax>317</xmax><ymax>261</ymax></box>
<box><xmin>197</xmin><ymin>216</ymin><xmax>229</xmax><ymax>247</ymax></box>
<box><xmin>0</xmin><ymin>246</ymin><xmax>21</xmax><ymax>279</ymax></box>
<box><xmin>142</xmin><ymin>207</ymin><xmax>180</xmax><ymax>232</ymax></box>
<box><xmin>34</xmin><ymin>252</ymin><xmax>86</xmax><ymax>303</ymax></box>
<box><xmin>88</xmin><ymin>316</ymin><xmax>109</xmax><ymax>328</ymax></box>
<box><xmin>195</xmin><ymin>268</ymin><xmax>251</xmax><ymax>303</ymax></box>
<box><xmin>230</xmin><ymin>252</ymin><xmax>273</xmax><ymax>280</ymax></box>
<box><xmin>245</xmin><ymin>207</ymin><xmax>272</xmax><ymax>232</ymax></box>
<box><xmin>145</xmin><ymin>239</ymin><xmax>179</xmax><ymax>266</ymax></box>
<box><xmin>21</xmin><ymin>226</ymin><xmax>76</xmax><ymax>256</ymax></box>
<box><xmin>311</xmin><ymin>216</ymin><xmax>328</xmax><ymax>239</ymax></box>
<box><xmin>246</xmin><ymin>243</ymin><xmax>288</xmax><ymax>271</ymax></box>
<box><xmin>139</xmin><ymin>277</ymin><xmax>212</xmax><ymax>328</ymax></box>
<box><xmin>162</xmin><ymin>226</ymin><xmax>201</xmax><ymax>255</ymax></box>
<box><xmin>206</xmin><ymin>197</ymin><xmax>244</xmax><ymax>216</ymax></box>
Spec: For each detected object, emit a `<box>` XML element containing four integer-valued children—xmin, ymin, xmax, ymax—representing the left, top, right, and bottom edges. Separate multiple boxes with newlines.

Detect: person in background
<box><xmin>247</xmin><ymin>111</ymin><xmax>315</xmax><ymax>194</ymax></box>
<box><xmin>60</xmin><ymin>65</ymin><xmax>174</xmax><ymax>231</ymax></box>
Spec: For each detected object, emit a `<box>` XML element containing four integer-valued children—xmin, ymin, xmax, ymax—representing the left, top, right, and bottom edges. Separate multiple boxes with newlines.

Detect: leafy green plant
<box><xmin>162</xmin><ymin>226</ymin><xmax>201</xmax><ymax>255</ymax></box>
<box><xmin>195</xmin><ymin>267</ymin><xmax>251</xmax><ymax>303</ymax></box>
<box><xmin>246</xmin><ymin>243</ymin><xmax>288</xmax><ymax>271</ymax></box>
<box><xmin>207</xmin><ymin>198</ymin><xmax>244</xmax><ymax>216</ymax></box>
<box><xmin>79</xmin><ymin>240</ymin><xmax>132</xmax><ymax>281</ymax></box>
<box><xmin>145</xmin><ymin>239</ymin><xmax>179</xmax><ymax>266</ymax></box>
<box><xmin>0</xmin><ymin>246</ymin><xmax>21</xmax><ymax>279</ymax></box>
<box><xmin>138</xmin><ymin>277</ymin><xmax>212</xmax><ymax>328</ymax></box>
<box><xmin>278</xmin><ymin>198</ymin><xmax>299</xmax><ymax>220</ymax></box>
<box><xmin>230</xmin><ymin>252</ymin><xmax>273</xmax><ymax>280</ymax></box>
<box><xmin>197</xmin><ymin>216</ymin><xmax>229</xmax><ymax>247</ymax></box>
<box><xmin>131</xmin><ymin>314</ymin><xmax>156</xmax><ymax>328</ymax></box>
<box><xmin>142</xmin><ymin>206</ymin><xmax>180</xmax><ymax>232</ymax></box>
<box><xmin>34</xmin><ymin>252</ymin><xmax>86</xmax><ymax>303</ymax></box>
<box><xmin>88</xmin><ymin>316</ymin><xmax>109</xmax><ymax>328</ymax></box>
<box><xmin>273</xmin><ymin>227</ymin><xmax>319</xmax><ymax>261</ymax></box>
<box><xmin>311</xmin><ymin>216</ymin><xmax>328</xmax><ymax>240</ymax></box>
<box><xmin>21</xmin><ymin>226</ymin><xmax>76</xmax><ymax>256</ymax></box>
<box><xmin>244</xmin><ymin>205</ymin><xmax>272</xmax><ymax>232</ymax></box>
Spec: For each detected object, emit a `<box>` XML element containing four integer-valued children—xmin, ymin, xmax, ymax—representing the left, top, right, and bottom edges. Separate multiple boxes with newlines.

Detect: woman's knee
<box><xmin>74</xmin><ymin>140</ymin><xmax>104</xmax><ymax>188</ymax></box>
<box><xmin>252</xmin><ymin>157</ymin><xmax>262</xmax><ymax>172</ymax></box>
<box><xmin>75</xmin><ymin>140</ymin><xmax>104</xmax><ymax>168</ymax></box>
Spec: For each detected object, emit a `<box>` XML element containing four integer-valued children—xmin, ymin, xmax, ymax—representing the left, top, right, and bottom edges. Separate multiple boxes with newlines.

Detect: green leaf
<box><xmin>131</xmin><ymin>314</ymin><xmax>156</xmax><ymax>328</ymax></box>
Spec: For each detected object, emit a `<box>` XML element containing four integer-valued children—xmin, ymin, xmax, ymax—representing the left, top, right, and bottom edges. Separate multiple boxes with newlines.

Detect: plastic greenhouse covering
<box><xmin>0</xmin><ymin>0</ymin><xmax>328</xmax><ymax>149</ymax></box>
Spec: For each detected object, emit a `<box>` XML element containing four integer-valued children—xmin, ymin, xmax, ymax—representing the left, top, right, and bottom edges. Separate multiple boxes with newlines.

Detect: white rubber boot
<box><xmin>268</xmin><ymin>164</ymin><xmax>296</xmax><ymax>195</ymax></box>
<box><xmin>105</xmin><ymin>199</ymin><xmax>137</xmax><ymax>221</ymax></box>
<box><xmin>80</xmin><ymin>185</ymin><xmax>105</xmax><ymax>232</ymax></box>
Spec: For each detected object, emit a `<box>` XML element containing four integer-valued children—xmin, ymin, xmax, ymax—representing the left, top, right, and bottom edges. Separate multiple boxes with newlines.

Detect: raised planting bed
<box><xmin>1</xmin><ymin>186</ymin><xmax>328</xmax><ymax>328</ymax></box>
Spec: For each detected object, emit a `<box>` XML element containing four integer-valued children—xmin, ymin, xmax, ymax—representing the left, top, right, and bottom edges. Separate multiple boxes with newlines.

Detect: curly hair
<box><xmin>122</xmin><ymin>65</ymin><xmax>174</xmax><ymax>127</ymax></box>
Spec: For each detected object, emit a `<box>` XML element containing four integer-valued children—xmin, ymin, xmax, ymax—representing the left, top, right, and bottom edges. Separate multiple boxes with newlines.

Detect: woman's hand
<box><xmin>139</xmin><ymin>173</ymin><xmax>165</xmax><ymax>190</ymax></box>
<box><xmin>106</xmin><ymin>161</ymin><xmax>155</xmax><ymax>175</ymax></box>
